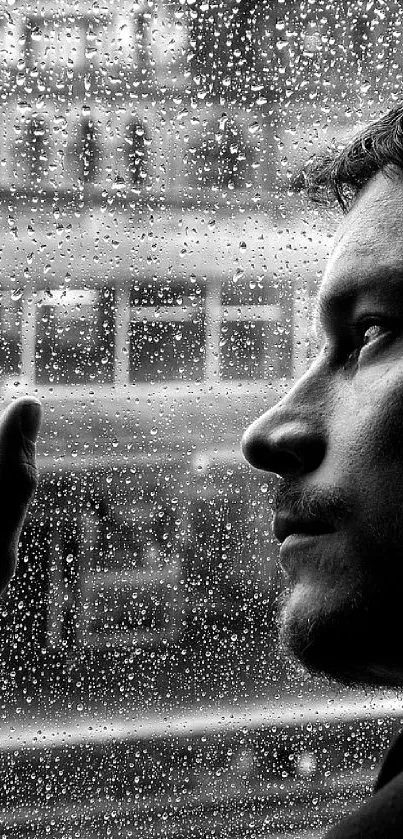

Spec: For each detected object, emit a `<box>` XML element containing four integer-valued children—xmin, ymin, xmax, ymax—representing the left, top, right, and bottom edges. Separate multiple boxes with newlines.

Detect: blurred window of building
<box><xmin>129</xmin><ymin>280</ymin><xmax>206</xmax><ymax>383</ymax></box>
<box><xmin>192</xmin><ymin>116</ymin><xmax>253</xmax><ymax>190</ymax></box>
<box><xmin>24</xmin><ymin>14</ymin><xmax>85</xmax><ymax>69</ymax></box>
<box><xmin>35</xmin><ymin>287</ymin><xmax>115</xmax><ymax>385</ymax></box>
<box><xmin>125</xmin><ymin>117</ymin><xmax>148</xmax><ymax>185</ymax></box>
<box><xmin>69</xmin><ymin>113</ymin><xmax>102</xmax><ymax>184</ymax></box>
<box><xmin>13</xmin><ymin>115</ymin><xmax>50</xmax><ymax>187</ymax></box>
<box><xmin>351</xmin><ymin>14</ymin><xmax>370</xmax><ymax>62</ymax></box>
<box><xmin>26</xmin><ymin>116</ymin><xmax>49</xmax><ymax>186</ymax></box>
<box><xmin>220</xmin><ymin>278</ymin><xmax>292</xmax><ymax>380</ymax></box>
<box><xmin>0</xmin><ymin>290</ymin><xmax>21</xmax><ymax>377</ymax></box>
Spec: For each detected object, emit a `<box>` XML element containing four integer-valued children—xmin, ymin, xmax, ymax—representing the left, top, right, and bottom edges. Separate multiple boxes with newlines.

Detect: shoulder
<box><xmin>324</xmin><ymin>770</ymin><xmax>403</xmax><ymax>838</ymax></box>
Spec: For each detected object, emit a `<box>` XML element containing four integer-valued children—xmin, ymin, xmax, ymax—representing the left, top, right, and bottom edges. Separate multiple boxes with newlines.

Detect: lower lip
<box><xmin>279</xmin><ymin>532</ymin><xmax>334</xmax><ymax>574</ymax></box>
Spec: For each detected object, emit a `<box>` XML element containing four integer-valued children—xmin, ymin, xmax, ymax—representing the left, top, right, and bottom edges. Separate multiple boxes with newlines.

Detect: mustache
<box><xmin>274</xmin><ymin>480</ymin><xmax>353</xmax><ymax>528</ymax></box>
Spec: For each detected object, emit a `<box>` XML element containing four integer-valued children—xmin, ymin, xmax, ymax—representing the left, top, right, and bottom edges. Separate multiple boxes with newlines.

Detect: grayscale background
<box><xmin>0</xmin><ymin>1</ymin><xmax>399</xmax><ymax>837</ymax></box>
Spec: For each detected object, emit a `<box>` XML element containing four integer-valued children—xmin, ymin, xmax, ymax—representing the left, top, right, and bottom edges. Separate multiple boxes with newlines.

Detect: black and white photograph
<box><xmin>0</xmin><ymin>1</ymin><xmax>402</xmax><ymax>837</ymax></box>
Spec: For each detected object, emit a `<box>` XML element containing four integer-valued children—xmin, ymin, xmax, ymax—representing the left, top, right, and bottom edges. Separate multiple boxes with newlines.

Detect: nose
<box><xmin>241</xmin><ymin>379</ymin><xmax>327</xmax><ymax>478</ymax></box>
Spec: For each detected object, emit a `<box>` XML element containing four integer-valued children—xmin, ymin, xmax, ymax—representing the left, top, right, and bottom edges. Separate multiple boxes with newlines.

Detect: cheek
<box><xmin>357</xmin><ymin>375</ymin><xmax>403</xmax><ymax>470</ymax></box>
<box><xmin>329</xmin><ymin>369</ymin><xmax>403</xmax><ymax>486</ymax></box>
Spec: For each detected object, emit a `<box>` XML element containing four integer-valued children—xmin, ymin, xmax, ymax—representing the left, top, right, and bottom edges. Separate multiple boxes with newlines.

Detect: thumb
<box><xmin>0</xmin><ymin>398</ymin><xmax>42</xmax><ymax>596</ymax></box>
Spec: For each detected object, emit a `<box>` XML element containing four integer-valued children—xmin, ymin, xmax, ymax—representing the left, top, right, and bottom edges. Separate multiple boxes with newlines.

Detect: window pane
<box><xmin>70</xmin><ymin>115</ymin><xmax>102</xmax><ymax>184</ymax></box>
<box><xmin>35</xmin><ymin>287</ymin><xmax>114</xmax><ymax>384</ymax></box>
<box><xmin>25</xmin><ymin>15</ymin><xmax>84</xmax><ymax>68</ymax></box>
<box><xmin>220</xmin><ymin>278</ymin><xmax>293</xmax><ymax>379</ymax></box>
<box><xmin>0</xmin><ymin>290</ymin><xmax>21</xmax><ymax>376</ymax></box>
<box><xmin>220</xmin><ymin>320</ymin><xmax>291</xmax><ymax>380</ymax></box>
<box><xmin>129</xmin><ymin>281</ymin><xmax>206</xmax><ymax>382</ymax></box>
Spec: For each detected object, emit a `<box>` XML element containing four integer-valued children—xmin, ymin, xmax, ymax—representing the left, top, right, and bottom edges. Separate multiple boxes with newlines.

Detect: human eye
<box><xmin>345</xmin><ymin>316</ymin><xmax>396</xmax><ymax>367</ymax></box>
<box><xmin>358</xmin><ymin>320</ymin><xmax>389</xmax><ymax>347</ymax></box>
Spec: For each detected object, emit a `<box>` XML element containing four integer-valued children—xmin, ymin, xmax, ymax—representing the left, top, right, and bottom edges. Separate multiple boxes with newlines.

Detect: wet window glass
<box><xmin>220</xmin><ymin>277</ymin><xmax>292</xmax><ymax>380</ymax></box>
<box><xmin>0</xmin><ymin>290</ymin><xmax>21</xmax><ymax>376</ymax></box>
<box><xmin>24</xmin><ymin>15</ymin><xmax>85</xmax><ymax>69</ymax></box>
<box><xmin>129</xmin><ymin>280</ymin><xmax>205</xmax><ymax>382</ymax></box>
<box><xmin>124</xmin><ymin>118</ymin><xmax>149</xmax><ymax>186</ymax></box>
<box><xmin>0</xmin><ymin>2</ymin><xmax>399</xmax><ymax>838</ymax></box>
<box><xmin>35</xmin><ymin>287</ymin><xmax>114</xmax><ymax>384</ymax></box>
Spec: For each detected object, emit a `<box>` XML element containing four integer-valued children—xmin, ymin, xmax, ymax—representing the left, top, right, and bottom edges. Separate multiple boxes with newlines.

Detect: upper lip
<box><xmin>273</xmin><ymin>512</ymin><xmax>336</xmax><ymax>544</ymax></box>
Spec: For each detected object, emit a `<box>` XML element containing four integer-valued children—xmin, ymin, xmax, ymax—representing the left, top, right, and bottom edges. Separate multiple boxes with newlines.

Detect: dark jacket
<box><xmin>326</xmin><ymin>731</ymin><xmax>403</xmax><ymax>837</ymax></box>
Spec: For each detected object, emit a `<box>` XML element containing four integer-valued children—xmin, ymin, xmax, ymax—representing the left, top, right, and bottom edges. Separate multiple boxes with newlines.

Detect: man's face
<box><xmin>242</xmin><ymin>168</ymin><xmax>403</xmax><ymax>687</ymax></box>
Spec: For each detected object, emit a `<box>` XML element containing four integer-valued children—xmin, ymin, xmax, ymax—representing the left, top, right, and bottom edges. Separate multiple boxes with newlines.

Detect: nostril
<box><xmin>275</xmin><ymin>449</ymin><xmax>305</xmax><ymax>477</ymax></box>
<box><xmin>242</xmin><ymin>436</ymin><xmax>304</xmax><ymax>475</ymax></box>
<box><xmin>242</xmin><ymin>421</ymin><xmax>325</xmax><ymax>477</ymax></box>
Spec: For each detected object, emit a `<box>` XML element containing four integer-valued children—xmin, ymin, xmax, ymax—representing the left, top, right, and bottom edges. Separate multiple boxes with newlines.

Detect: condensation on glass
<box><xmin>0</xmin><ymin>2</ymin><xmax>399</xmax><ymax>838</ymax></box>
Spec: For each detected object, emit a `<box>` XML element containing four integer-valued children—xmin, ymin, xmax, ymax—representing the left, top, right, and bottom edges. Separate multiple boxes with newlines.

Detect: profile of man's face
<box><xmin>242</xmin><ymin>167</ymin><xmax>403</xmax><ymax>688</ymax></box>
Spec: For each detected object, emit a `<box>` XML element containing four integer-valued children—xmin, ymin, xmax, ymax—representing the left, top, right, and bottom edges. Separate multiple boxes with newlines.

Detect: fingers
<box><xmin>0</xmin><ymin>398</ymin><xmax>42</xmax><ymax>595</ymax></box>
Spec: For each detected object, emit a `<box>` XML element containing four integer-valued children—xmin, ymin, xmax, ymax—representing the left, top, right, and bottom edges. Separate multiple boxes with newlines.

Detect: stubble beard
<box><xmin>276</xmin><ymin>514</ymin><xmax>403</xmax><ymax>688</ymax></box>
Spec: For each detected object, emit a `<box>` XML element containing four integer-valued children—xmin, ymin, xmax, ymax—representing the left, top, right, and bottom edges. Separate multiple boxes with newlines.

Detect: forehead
<box><xmin>320</xmin><ymin>168</ymin><xmax>403</xmax><ymax>304</ymax></box>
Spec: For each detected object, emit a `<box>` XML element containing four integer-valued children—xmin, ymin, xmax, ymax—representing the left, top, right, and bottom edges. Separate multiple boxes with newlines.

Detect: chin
<box><xmin>278</xmin><ymin>581</ymin><xmax>403</xmax><ymax>689</ymax></box>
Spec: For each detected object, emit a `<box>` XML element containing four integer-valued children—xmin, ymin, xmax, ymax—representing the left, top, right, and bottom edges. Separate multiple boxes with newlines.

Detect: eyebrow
<box><xmin>315</xmin><ymin>268</ymin><xmax>403</xmax><ymax>335</ymax></box>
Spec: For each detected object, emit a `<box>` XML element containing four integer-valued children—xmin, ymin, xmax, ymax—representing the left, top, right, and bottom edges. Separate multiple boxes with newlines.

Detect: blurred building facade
<box><xmin>0</xmin><ymin>0</ymin><xmax>396</xmax><ymax>658</ymax></box>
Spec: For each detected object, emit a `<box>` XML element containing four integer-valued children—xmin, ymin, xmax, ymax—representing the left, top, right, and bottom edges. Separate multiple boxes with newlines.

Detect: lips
<box><xmin>273</xmin><ymin>511</ymin><xmax>336</xmax><ymax>543</ymax></box>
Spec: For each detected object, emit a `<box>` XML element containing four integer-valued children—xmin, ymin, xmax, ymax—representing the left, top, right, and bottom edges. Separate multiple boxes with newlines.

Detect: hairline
<box><xmin>300</xmin><ymin>106</ymin><xmax>403</xmax><ymax>213</ymax></box>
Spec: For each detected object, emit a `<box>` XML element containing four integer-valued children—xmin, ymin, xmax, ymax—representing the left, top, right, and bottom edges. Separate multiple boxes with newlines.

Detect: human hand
<box><xmin>0</xmin><ymin>398</ymin><xmax>41</xmax><ymax>596</ymax></box>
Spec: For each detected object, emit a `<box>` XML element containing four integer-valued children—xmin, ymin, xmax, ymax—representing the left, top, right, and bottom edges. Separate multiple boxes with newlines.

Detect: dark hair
<box><xmin>300</xmin><ymin>105</ymin><xmax>403</xmax><ymax>213</ymax></box>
